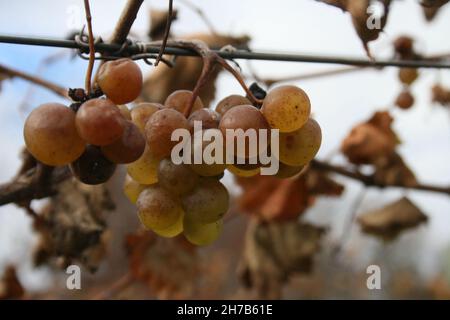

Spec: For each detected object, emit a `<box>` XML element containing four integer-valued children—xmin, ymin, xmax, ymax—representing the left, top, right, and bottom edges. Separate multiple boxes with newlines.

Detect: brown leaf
<box><xmin>148</xmin><ymin>9</ymin><xmax>178</xmax><ymax>40</ymax></box>
<box><xmin>0</xmin><ymin>266</ymin><xmax>25</xmax><ymax>300</ymax></box>
<box><xmin>357</xmin><ymin>197</ymin><xmax>428</xmax><ymax>240</ymax></box>
<box><xmin>238</xmin><ymin>219</ymin><xmax>325</xmax><ymax>298</ymax></box>
<box><xmin>373</xmin><ymin>152</ymin><xmax>418</xmax><ymax>187</ymax></box>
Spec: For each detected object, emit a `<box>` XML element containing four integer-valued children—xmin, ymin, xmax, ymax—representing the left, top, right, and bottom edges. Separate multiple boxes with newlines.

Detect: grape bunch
<box><xmin>23</xmin><ymin>56</ymin><xmax>322</xmax><ymax>246</ymax></box>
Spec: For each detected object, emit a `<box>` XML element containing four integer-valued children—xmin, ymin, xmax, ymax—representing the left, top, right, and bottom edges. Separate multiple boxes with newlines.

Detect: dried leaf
<box><xmin>373</xmin><ymin>152</ymin><xmax>418</xmax><ymax>187</ymax></box>
<box><xmin>0</xmin><ymin>266</ymin><xmax>24</xmax><ymax>300</ymax></box>
<box><xmin>357</xmin><ymin>197</ymin><xmax>427</xmax><ymax>240</ymax></box>
<box><xmin>148</xmin><ymin>9</ymin><xmax>178</xmax><ymax>40</ymax></box>
<box><xmin>239</xmin><ymin>219</ymin><xmax>325</xmax><ymax>298</ymax></box>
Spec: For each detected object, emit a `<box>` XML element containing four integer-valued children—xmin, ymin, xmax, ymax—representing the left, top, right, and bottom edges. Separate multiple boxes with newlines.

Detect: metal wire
<box><xmin>1</xmin><ymin>34</ymin><xmax>450</xmax><ymax>69</ymax></box>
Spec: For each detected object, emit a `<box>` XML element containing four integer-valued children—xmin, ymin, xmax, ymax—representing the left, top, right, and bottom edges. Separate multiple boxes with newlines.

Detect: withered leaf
<box><xmin>239</xmin><ymin>219</ymin><xmax>325</xmax><ymax>298</ymax></box>
<box><xmin>373</xmin><ymin>152</ymin><xmax>418</xmax><ymax>187</ymax></box>
<box><xmin>357</xmin><ymin>197</ymin><xmax>428</xmax><ymax>240</ymax></box>
<box><xmin>148</xmin><ymin>9</ymin><xmax>178</xmax><ymax>41</ymax></box>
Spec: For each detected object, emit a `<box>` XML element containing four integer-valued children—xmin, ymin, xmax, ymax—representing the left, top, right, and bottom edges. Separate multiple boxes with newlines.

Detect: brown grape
<box><xmin>101</xmin><ymin>121</ymin><xmax>145</xmax><ymax>164</ymax></box>
<box><xmin>76</xmin><ymin>98</ymin><xmax>125</xmax><ymax>146</ymax></box>
<box><xmin>24</xmin><ymin>103</ymin><xmax>85</xmax><ymax>166</ymax></box>
<box><xmin>97</xmin><ymin>58</ymin><xmax>143</xmax><ymax>104</ymax></box>
<box><xmin>137</xmin><ymin>185</ymin><xmax>183</xmax><ymax>230</ymax></box>
<box><xmin>70</xmin><ymin>145</ymin><xmax>116</xmax><ymax>185</ymax></box>
<box><xmin>398</xmin><ymin>68</ymin><xmax>419</xmax><ymax>85</ymax></box>
<box><xmin>261</xmin><ymin>85</ymin><xmax>311</xmax><ymax>133</ymax></box>
<box><xmin>117</xmin><ymin>105</ymin><xmax>132</xmax><ymax>120</ymax></box>
<box><xmin>219</xmin><ymin>105</ymin><xmax>270</xmax><ymax>159</ymax></box>
<box><xmin>145</xmin><ymin>108</ymin><xmax>189</xmax><ymax>158</ymax></box>
<box><xmin>158</xmin><ymin>158</ymin><xmax>199</xmax><ymax>195</ymax></box>
<box><xmin>181</xmin><ymin>178</ymin><xmax>229</xmax><ymax>223</ymax></box>
<box><xmin>395</xmin><ymin>90</ymin><xmax>415</xmax><ymax>110</ymax></box>
<box><xmin>130</xmin><ymin>102</ymin><xmax>163</xmax><ymax>133</ymax></box>
<box><xmin>188</xmin><ymin>108</ymin><xmax>221</xmax><ymax>133</ymax></box>
<box><xmin>215</xmin><ymin>94</ymin><xmax>251</xmax><ymax>116</ymax></box>
<box><xmin>164</xmin><ymin>90</ymin><xmax>204</xmax><ymax>115</ymax></box>
<box><xmin>279</xmin><ymin>118</ymin><xmax>322</xmax><ymax>166</ymax></box>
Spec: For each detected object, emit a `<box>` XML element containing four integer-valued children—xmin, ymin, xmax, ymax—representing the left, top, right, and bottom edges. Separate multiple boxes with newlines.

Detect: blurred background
<box><xmin>0</xmin><ymin>0</ymin><xmax>449</xmax><ymax>299</ymax></box>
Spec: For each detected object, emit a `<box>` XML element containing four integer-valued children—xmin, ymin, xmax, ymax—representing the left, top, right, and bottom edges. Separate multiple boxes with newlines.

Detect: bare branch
<box><xmin>110</xmin><ymin>0</ymin><xmax>145</xmax><ymax>45</ymax></box>
<box><xmin>83</xmin><ymin>0</ymin><xmax>95</xmax><ymax>95</ymax></box>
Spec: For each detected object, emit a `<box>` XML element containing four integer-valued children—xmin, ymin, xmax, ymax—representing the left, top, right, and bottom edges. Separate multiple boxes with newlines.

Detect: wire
<box><xmin>1</xmin><ymin>34</ymin><xmax>450</xmax><ymax>69</ymax></box>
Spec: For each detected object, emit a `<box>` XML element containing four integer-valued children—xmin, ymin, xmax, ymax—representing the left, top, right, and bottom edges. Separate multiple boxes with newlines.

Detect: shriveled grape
<box><xmin>76</xmin><ymin>98</ymin><xmax>125</xmax><ymax>146</ymax></box>
<box><xmin>24</xmin><ymin>103</ymin><xmax>85</xmax><ymax>166</ymax></box>
<box><xmin>101</xmin><ymin>121</ymin><xmax>145</xmax><ymax>164</ymax></box>
<box><xmin>130</xmin><ymin>102</ymin><xmax>163</xmax><ymax>133</ymax></box>
<box><xmin>215</xmin><ymin>94</ymin><xmax>251</xmax><ymax>116</ymax></box>
<box><xmin>164</xmin><ymin>90</ymin><xmax>204</xmax><ymax>115</ymax></box>
<box><xmin>279</xmin><ymin>118</ymin><xmax>322</xmax><ymax>166</ymax></box>
<box><xmin>97</xmin><ymin>58</ymin><xmax>143</xmax><ymax>104</ymax></box>
<box><xmin>158</xmin><ymin>158</ymin><xmax>199</xmax><ymax>195</ymax></box>
<box><xmin>145</xmin><ymin>108</ymin><xmax>189</xmax><ymax>158</ymax></box>
<box><xmin>181</xmin><ymin>178</ymin><xmax>229</xmax><ymax>223</ymax></box>
<box><xmin>126</xmin><ymin>146</ymin><xmax>160</xmax><ymax>185</ymax></box>
<box><xmin>137</xmin><ymin>186</ymin><xmax>183</xmax><ymax>230</ymax></box>
<box><xmin>183</xmin><ymin>216</ymin><xmax>223</xmax><ymax>246</ymax></box>
<box><xmin>261</xmin><ymin>85</ymin><xmax>311</xmax><ymax>133</ymax></box>
<box><xmin>70</xmin><ymin>145</ymin><xmax>116</xmax><ymax>185</ymax></box>
<box><xmin>123</xmin><ymin>174</ymin><xmax>147</xmax><ymax>204</ymax></box>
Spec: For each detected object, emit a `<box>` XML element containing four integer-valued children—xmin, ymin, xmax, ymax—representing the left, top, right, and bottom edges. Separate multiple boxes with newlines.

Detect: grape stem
<box><xmin>148</xmin><ymin>39</ymin><xmax>263</xmax><ymax>117</ymax></box>
<box><xmin>0</xmin><ymin>63</ymin><xmax>68</xmax><ymax>98</ymax></box>
<box><xmin>154</xmin><ymin>0</ymin><xmax>174</xmax><ymax>67</ymax></box>
<box><xmin>83</xmin><ymin>0</ymin><xmax>95</xmax><ymax>96</ymax></box>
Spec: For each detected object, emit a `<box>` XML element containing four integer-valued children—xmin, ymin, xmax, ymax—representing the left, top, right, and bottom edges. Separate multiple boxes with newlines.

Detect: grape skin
<box><xmin>97</xmin><ymin>58</ymin><xmax>143</xmax><ymax>104</ymax></box>
<box><xmin>75</xmin><ymin>98</ymin><xmax>125</xmax><ymax>146</ymax></box>
<box><xmin>183</xmin><ymin>216</ymin><xmax>223</xmax><ymax>246</ymax></box>
<box><xmin>126</xmin><ymin>145</ymin><xmax>160</xmax><ymax>185</ymax></box>
<box><xmin>152</xmin><ymin>212</ymin><xmax>184</xmax><ymax>238</ymax></box>
<box><xmin>101</xmin><ymin>121</ymin><xmax>145</xmax><ymax>164</ymax></box>
<box><xmin>181</xmin><ymin>178</ymin><xmax>229</xmax><ymax>224</ymax></box>
<box><xmin>261</xmin><ymin>85</ymin><xmax>311</xmax><ymax>133</ymax></box>
<box><xmin>164</xmin><ymin>90</ymin><xmax>204</xmax><ymax>115</ymax></box>
<box><xmin>24</xmin><ymin>103</ymin><xmax>85</xmax><ymax>166</ymax></box>
<box><xmin>278</xmin><ymin>118</ymin><xmax>322</xmax><ymax>166</ymax></box>
<box><xmin>137</xmin><ymin>186</ymin><xmax>184</xmax><ymax>230</ymax></box>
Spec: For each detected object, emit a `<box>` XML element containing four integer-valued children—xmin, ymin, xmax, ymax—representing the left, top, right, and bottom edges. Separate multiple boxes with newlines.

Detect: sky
<box><xmin>0</xmin><ymin>0</ymin><xmax>449</xmax><ymax>291</ymax></box>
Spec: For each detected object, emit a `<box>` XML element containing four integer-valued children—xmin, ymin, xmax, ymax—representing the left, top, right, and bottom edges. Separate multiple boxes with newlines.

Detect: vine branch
<box><xmin>154</xmin><ymin>0</ymin><xmax>173</xmax><ymax>67</ymax></box>
<box><xmin>83</xmin><ymin>0</ymin><xmax>95</xmax><ymax>95</ymax></box>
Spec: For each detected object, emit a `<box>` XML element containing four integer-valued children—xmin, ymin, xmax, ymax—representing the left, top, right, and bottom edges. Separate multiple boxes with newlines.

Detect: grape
<box><xmin>219</xmin><ymin>104</ymin><xmax>270</xmax><ymax>159</ymax></box>
<box><xmin>76</xmin><ymin>98</ymin><xmax>125</xmax><ymax>146</ymax></box>
<box><xmin>158</xmin><ymin>158</ymin><xmax>199</xmax><ymax>195</ymax></box>
<box><xmin>395</xmin><ymin>90</ymin><xmax>414</xmax><ymax>110</ymax></box>
<box><xmin>101</xmin><ymin>121</ymin><xmax>145</xmax><ymax>164</ymax></box>
<box><xmin>123</xmin><ymin>174</ymin><xmax>147</xmax><ymax>204</ymax></box>
<box><xmin>261</xmin><ymin>85</ymin><xmax>311</xmax><ymax>133</ymax></box>
<box><xmin>97</xmin><ymin>58</ymin><xmax>143</xmax><ymax>104</ymax></box>
<box><xmin>275</xmin><ymin>162</ymin><xmax>305</xmax><ymax>179</ymax></box>
<box><xmin>188</xmin><ymin>108</ymin><xmax>221</xmax><ymax>133</ymax></box>
<box><xmin>164</xmin><ymin>90</ymin><xmax>204</xmax><ymax>115</ymax></box>
<box><xmin>137</xmin><ymin>185</ymin><xmax>183</xmax><ymax>230</ymax></box>
<box><xmin>215</xmin><ymin>94</ymin><xmax>251</xmax><ymax>116</ymax></box>
<box><xmin>190</xmin><ymin>128</ymin><xmax>226</xmax><ymax>177</ymax></box>
<box><xmin>70</xmin><ymin>145</ymin><xmax>116</xmax><ymax>185</ymax></box>
<box><xmin>24</xmin><ymin>103</ymin><xmax>85</xmax><ymax>166</ymax></box>
<box><xmin>130</xmin><ymin>102</ymin><xmax>163</xmax><ymax>133</ymax></box>
<box><xmin>117</xmin><ymin>105</ymin><xmax>132</xmax><ymax>120</ymax></box>
<box><xmin>227</xmin><ymin>164</ymin><xmax>260</xmax><ymax>177</ymax></box>
<box><xmin>278</xmin><ymin>118</ymin><xmax>322</xmax><ymax>166</ymax></box>
<box><xmin>126</xmin><ymin>146</ymin><xmax>160</xmax><ymax>185</ymax></box>
<box><xmin>183</xmin><ymin>216</ymin><xmax>223</xmax><ymax>246</ymax></box>
<box><xmin>152</xmin><ymin>212</ymin><xmax>184</xmax><ymax>238</ymax></box>
<box><xmin>145</xmin><ymin>108</ymin><xmax>189</xmax><ymax>158</ymax></box>
<box><xmin>398</xmin><ymin>68</ymin><xmax>419</xmax><ymax>85</ymax></box>
<box><xmin>181</xmin><ymin>178</ymin><xmax>229</xmax><ymax>223</ymax></box>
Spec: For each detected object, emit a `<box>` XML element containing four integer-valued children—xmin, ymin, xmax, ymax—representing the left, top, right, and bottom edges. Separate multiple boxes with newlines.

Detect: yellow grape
<box><xmin>123</xmin><ymin>174</ymin><xmax>147</xmax><ymax>204</ymax></box>
<box><xmin>183</xmin><ymin>215</ymin><xmax>223</xmax><ymax>246</ymax></box>
<box><xmin>215</xmin><ymin>94</ymin><xmax>251</xmax><ymax>116</ymax></box>
<box><xmin>274</xmin><ymin>162</ymin><xmax>305</xmax><ymax>179</ymax></box>
<box><xmin>227</xmin><ymin>164</ymin><xmax>260</xmax><ymax>177</ymax></box>
<box><xmin>278</xmin><ymin>118</ymin><xmax>322</xmax><ymax>166</ymax></box>
<box><xmin>126</xmin><ymin>146</ymin><xmax>159</xmax><ymax>185</ymax></box>
<box><xmin>137</xmin><ymin>185</ymin><xmax>183</xmax><ymax>230</ymax></box>
<box><xmin>152</xmin><ymin>212</ymin><xmax>184</xmax><ymax>238</ymax></box>
<box><xmin>261</xmin><ymin>85</ymin><xmax>311</xmax><ymax>133</ymax></box>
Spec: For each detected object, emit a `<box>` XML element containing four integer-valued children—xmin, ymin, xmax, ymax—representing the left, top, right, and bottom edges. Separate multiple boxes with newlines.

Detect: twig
<box><xmin>83</xmin><ymin>0</ymin><xmax>95</xmax><ymax>95</ymax></box>
<box><xmin>310</xmin><ymin>160</ymin><xmax>450</xmax><ymax>195</ymax></box>
<box><xmin>154</xmin><ymin>0</ymin><xmax>173</xmax><ymax>67</ymax></box>
<box><xmin>0</xmin><ymin>63</ymin><xmax>68</xmax><ymax>98</ymax></box>
<box><xmin>110</xmin><ymin>0</ymin><xmax>145</xmax><ymax>45</ymax></box>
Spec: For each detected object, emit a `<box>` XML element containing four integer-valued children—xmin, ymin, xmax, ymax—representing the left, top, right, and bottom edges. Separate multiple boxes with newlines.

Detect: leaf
<box><xmin>373</xmin><ymin>152</ymin><xmax>418</xmax><ymax>187</ymax></box>
<box><xmin>33</xmin><ymin>179</ymin><xmax>114</xmax><ymax>272</ymax></box>
<box><xmin>357</xmin><ymin>197</ymin><xmax>427</xmax><ymax>240</ymax></box>
<box><xmin>148</xmin><ymin>9</ymin><xmax>178</xmax><ymax>40</ymax></box>
<box><xmin>238</xmin><ymin>219</ymin><xmax>325</xmax><ymax>298</ymax></box>
<box><xmin>0</xmin><ymin>266</ymin><xmax>24</xmax><ymax>300</ymax></box>
<box><xmin>140</xmin><ymin>33</ymin><xmax>251</xmax><ymax>107</ymax></box>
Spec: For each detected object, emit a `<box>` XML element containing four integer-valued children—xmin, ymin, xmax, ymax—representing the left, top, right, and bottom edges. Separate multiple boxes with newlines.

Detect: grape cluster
<box><xmin>23</xmin><ymin>57</ymin><xmax>322</xmax><ymax>246</ymax></box>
